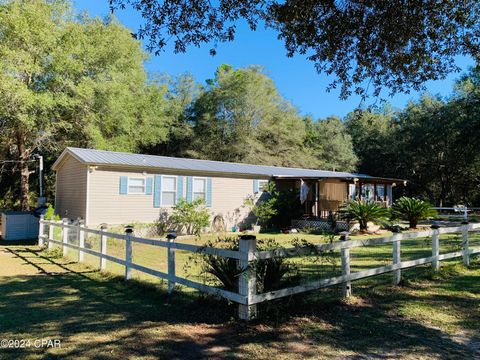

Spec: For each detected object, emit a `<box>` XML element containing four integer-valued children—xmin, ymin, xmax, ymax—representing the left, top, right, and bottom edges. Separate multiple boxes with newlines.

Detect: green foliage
<box><xmin>198</xmin><ymin>237</ymin><xmax>240</xmax><ymax>292</ymax></box>
<box><xmin>4</xmin><ymin>2</ymin><xmax>480</xmax><ymax>212</ymax></box>
<box><xmin>244</xmin><ymin>186</ymin><xmax>278</xmax><ymax>227</ymax></box>
<box><xmin>345</xmin><ymin>108</ymin><xmax>396</xmax><ymax>177</ymax></box>
<box><xmin>391</xmin><ymin>197</ymin><xmax>437</xmax><ymax>229</ymax></box>
<box><xmin>304</xmin><ymin>116</ymin><xmax>357</xmax><ymax>172</ymax></box>
<box><xmin>168</xmin><ymin>198</ymin><xmax>210</xmax><ymax>235</ymax></box>
<box><xmin>340</xmin><ymin>200</ymin><xmax>390</xmax><ymax>232</ymax></box>
<box><xmin>44</xmin><ymin>204</ymin><xmax>60</xmax><ymax>221</ymax></box>
<box><xmin>0</xmin><ymin>190</ymin><xmax>37</xmax><ymax>210</ymax></box>
<box><xmin>246</xmin><ymin>182</ymin><xmax>301</xmax><ymax>229</ymax></box>
<box><xmin>0</xmin><ymin>0</ymin><xmax>170</xmax><ymax>209</ymax></box>
<box><xmin>111</xmin><ymin>0</ymin><xmax>480</xmax><ymax>100</ymax></box>
<box><xmin>194</xmin><ymin>237</ymin><xmax>297</xmax><ymax>293</ymax></box>
<box><xmin>188</xmin><ymin>65</ymin><xmax>315</xmax><ymax>167</ymax></box>
<box><xmin>167</xmin><ymin>64</ymin><xmax>358</xmax><ymax>172</ymax></box>
<box><xmin>345</xmin><ymin>77</ymin><xmax>480</xmax><ymax>206</ymax></box>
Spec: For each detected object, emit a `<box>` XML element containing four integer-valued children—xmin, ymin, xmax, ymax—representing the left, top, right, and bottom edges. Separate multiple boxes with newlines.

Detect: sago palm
<box><xmin>340</xmin><ymin>200</ymin><xmax>390</xmax><ymax>232</ymax></box>
<box><xmin>391</xmin><ymin>197</ymin><xmax>437</xmax><ymax>229</ymax></box>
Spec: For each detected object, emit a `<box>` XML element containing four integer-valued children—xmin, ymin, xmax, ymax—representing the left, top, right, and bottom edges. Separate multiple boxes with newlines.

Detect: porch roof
<box><xmin>272</xmin><ymin>175</ymin><xmax>404</xmax><ymax>184</ymax></box>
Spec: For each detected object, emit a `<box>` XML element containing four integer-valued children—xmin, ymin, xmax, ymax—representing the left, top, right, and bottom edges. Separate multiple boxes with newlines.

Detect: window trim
<box><xmin>161</xmin><ymin>175</ymin><xmax>177</xmax><ymax>206</ymax></box>
<box><xmin>192</xmin><ymin>176</ymin><xmax>207</xmax><ymax>201</ymax></box>
<box><xmin>127</xmin><ymin>177</ymin><xmax>146</xmax><ymax>195</ymax></box>
<box><xmin>258</xmin><ymin>179</ymin><xmax>269</xmax><ymax>192</ymax></box>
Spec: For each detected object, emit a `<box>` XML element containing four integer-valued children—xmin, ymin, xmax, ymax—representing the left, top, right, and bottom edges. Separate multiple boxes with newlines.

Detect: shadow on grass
<box><xmin>0</xmin><ymin>246</ymin><xmax>478</xmax><ymax>359</ymax></box>
<box><xmin>0</xmin><ymin>239</ymin><xmax>38</xmax><ymax>246</ymax></box>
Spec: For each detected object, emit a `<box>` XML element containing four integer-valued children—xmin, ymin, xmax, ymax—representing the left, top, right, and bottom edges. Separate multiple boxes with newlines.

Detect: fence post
<box><xmin>124</xmin><ymin>226</ymin><xmax>134</xmax><ymax>280</ymax></box>
<box><xmin>62</xmin><ymin>219</ymin><xmax>68</xmax><ymax>257</ymax></box>
<box><xmin>431</xmin><ymin>225</ymin><xmax>440</xmax><ymax>272</ymax></box>
<box><xmin>100</xmin><ymin>224</ymin><xmax>107</xmax><ymax>270</ymax></box>
<box><xmin>167</xmin><ymin>231</ymin><xmax>177</xmax><ymax>294</ymax></box>
<box><xmin>78</xmin><ymin>220</ymin><xmax>85</xmax><ymax>263</ymax></box>
<box><xmin>341</xmin><ymin>248</ymin><xmax>352</xmax><ymax>297</ymax></box>
<box><xmin>461</xmin><ymin>221</ymin><xmax>470</xmax><ymax>267</ymax></box>
<box><xmin>392</xmin><ymin>232</ymin><xmax>402</xmax><ymax>285</ymax></box>
<box><xmin>48</xmin><ymin>221</ymin><xmax>54</xmax><ymax>250</ymax></box>
<box><xmin>340</xmin><ymin>232</ymin><xmax>351</xmax><ymax>298</ymax></box>
<box><xmin>238</xmin><ymin>235</ymin><xmax>257</xmax><ymax>320</ymax></box>
<box><xmin>38</xmin><ymin>215</ymin><xmax>45</xmax><ymax>246</ymax></box>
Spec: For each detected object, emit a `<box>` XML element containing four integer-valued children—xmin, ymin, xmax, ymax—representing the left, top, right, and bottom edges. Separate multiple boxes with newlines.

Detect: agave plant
<box><xmin>391</xmin><ymin>197</ymin><xmax>437</xmax><ymax>229</ymax></box>
<box><xmin>199</xmin><ymin>237</ymin><xmax>295</xmax><ymax>293</ymax></box>
<box><xmin>340</xmin><ymin>200</ymin><xmax>390</xmax><ymax>232</ymax></box>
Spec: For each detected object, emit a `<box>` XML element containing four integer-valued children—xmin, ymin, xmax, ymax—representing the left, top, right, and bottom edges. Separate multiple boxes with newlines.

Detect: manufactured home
<box><xmin>52</xmin><ymin>148</ymin><xmax>402</xmax><ymax>229</ymax></box>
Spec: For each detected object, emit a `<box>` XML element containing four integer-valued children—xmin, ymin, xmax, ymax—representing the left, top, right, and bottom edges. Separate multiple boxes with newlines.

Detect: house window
<box><xmin>362</xmin><ymin>184</ymin><xmax>375</xmax><ymax>200</ymax></box>
<box><xmin>376</xmin><ymin>185</ymin><xmax>385</xmax><ymax>200</ymax></box>
<box><xmin>128</xmin><ymin>178</ymin><xmax>145</xmax><ymax>194</ymax></box>
<box><xmin>193</xmin><ymin>177</ymin><xmax>206</xmax><ymax>200</ymax></box>
<box><xmin>162</xmin><ymin>176</ymin><xmax>176</xmax><ymax>206</ymax></box>
<box><xmin>258</xmin><ymin>180</ymin><xmax>269</xmax><ymax>191</ymax></box>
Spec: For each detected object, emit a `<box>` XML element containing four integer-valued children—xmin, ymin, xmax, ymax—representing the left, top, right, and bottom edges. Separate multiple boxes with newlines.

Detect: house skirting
<box><xmin>292</xmin><ymin>218</ymin><xmax>358</xmax><ymax>232</ymax></box>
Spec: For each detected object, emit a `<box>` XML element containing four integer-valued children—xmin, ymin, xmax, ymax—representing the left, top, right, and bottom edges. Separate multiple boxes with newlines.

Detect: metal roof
<box><xmin>53</xmin><ymin>147</ymin><xmax>400</xmax><ymax>182</ymax></box>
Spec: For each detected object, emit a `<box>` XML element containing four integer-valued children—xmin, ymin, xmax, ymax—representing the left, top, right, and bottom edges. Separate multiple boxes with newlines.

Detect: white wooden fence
<box><xmin>37</xmin><ymin>217</ymin><xmax>480</xmax><ymax>320</ymax></box>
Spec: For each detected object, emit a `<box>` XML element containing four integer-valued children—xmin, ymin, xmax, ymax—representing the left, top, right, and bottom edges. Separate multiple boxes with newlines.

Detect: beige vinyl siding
<box><xmin>87</xmin><ymin>166</ymin><xmax>257</xmax><ymax>227</ymax></box>
<box><xmin>88</xmin><ymin>168</ymin><xmax>165</xmax><ymax>226</ymax></box>
<box><xmin>211</xmin><ymin>177</ymin><xmax>256</xmax><ymax>229</ymax></box>
<box><xmin>55</xmin><ymin>156</ymin><xmax>88</xmax><ymax>220</ymax></box>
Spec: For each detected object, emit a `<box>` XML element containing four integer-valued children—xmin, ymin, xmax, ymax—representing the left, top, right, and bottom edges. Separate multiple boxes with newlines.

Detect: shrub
<box><xmin>169</xmin><ymin>198</ymin><xmax>210</xmax><ymax>235</ymax></box>
<box><xmin>194</xmin><ymin>237</ymin><xmax>297</xmax><ymax>293</ymax></box>
<box><xmin>246</xmin><ymin>196</ymin><xmax>277</xmax><ymax>227</ymax></box>
<box><xmin>339</xmin><ymin>200</ymin><xmax>390</xmax><ymax>232</ymax></box>
<box><xmin>245</xmin><ymin>182</ymin><xmax>302</xmax><ymax>229</ymax></box>
<box><xmin>391</xmin><ymin>197</ymin><xmax>437</xmax><ymax>229</ymax></box>
<box><xmin>44</xmin><ymin>204</ymin><xmax>60</xmax><ymax>221</ymax></box>
<box><xmin>153</xmin><ymin>209</ymin><xmax>172</xmax><ymax>236</ymax></box>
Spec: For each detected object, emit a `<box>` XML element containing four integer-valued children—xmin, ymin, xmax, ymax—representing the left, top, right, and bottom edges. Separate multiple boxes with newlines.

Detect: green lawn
<box><xmin>0</xmin><ymin>240</ymin><xmax>479</xmax><ymax>359</ymax></box>
<box><xmin>45</xmin><ymin>227</ymin><xmax>480</xmax><ymax>292</ymax></box>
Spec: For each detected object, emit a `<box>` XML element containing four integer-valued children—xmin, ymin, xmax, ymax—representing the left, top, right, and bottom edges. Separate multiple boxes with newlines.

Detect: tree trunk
<box><xmin>17</xmin><ymin>129</ymin><xmax>30</xmax><ymax>211</ymax></box>
<box><xmin>410</xmin><ymin>219</ymin><xmax>417</xmax><ymax>229</ymax></box>
<box><xmin>360</xmin><ymin>220</ymin><xmax>368</xmax><ymax>232</ymax></box>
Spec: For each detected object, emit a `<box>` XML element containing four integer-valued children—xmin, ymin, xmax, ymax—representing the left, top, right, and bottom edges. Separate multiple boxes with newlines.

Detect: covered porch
<box><xmin>273</xmin><ymin>175</ymin><xmax>400</xmax><ymax>230</ymax></box>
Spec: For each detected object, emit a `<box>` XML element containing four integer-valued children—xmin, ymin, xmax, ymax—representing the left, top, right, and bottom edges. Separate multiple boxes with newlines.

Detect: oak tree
<box><xmin>110</xmin><ymin>0</ymin><xmax>480</xmax><ymax>99</ymax></box>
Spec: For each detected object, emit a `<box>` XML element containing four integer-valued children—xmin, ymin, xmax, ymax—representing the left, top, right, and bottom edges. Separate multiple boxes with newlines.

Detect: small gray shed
<box><xmin>1</xmin><ymin>211</ymin><xmax>39</xmax><ymax>241</ymax></box>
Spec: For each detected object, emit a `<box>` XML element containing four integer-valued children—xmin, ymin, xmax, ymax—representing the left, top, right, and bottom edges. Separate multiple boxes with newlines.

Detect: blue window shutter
<box><xmin>177</xmin><ymin>176</ymin><xmax>184</xmax><ymax>202</ymax></box>
<box><xmin>153</xmin><ymin>175</ymin><xmax>162</xmax><ymax>207</ymax></box>
<box><xmin>145</xmin><ymin>177</ymin><xmax>153</xmax><ymax>195</ymax></box>
<box><xmin>253</xmin><ymin>179</ymin><xmax>259</xmax><ymax>193</ymax></box>
<box><xmin>119</xmin><ymin>176</ymin><xmax>128</xmax><ymax>194</ymax></box>
<box><xmin>186</xmin><ymin>176</ymin><xmax>193</xmax><ymax>203</ymax></box>
<box><xmin>206</xmin><ymin>177</ymin><xmax>212</xmax><ymax>207</ymax></box>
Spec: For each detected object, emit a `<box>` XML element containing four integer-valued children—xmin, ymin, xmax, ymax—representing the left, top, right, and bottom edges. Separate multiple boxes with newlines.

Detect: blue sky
<box><xmin>75</xmin><ymin>1</ymin><xmax>475</xmax><ymax>119</ymax></box>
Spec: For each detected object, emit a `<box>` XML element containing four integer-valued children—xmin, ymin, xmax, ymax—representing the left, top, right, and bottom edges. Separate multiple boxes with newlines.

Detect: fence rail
<box><xmin>38</xmin><ymin>217</ymin><xmax>480</xmax><ymax>320</ymax></box>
